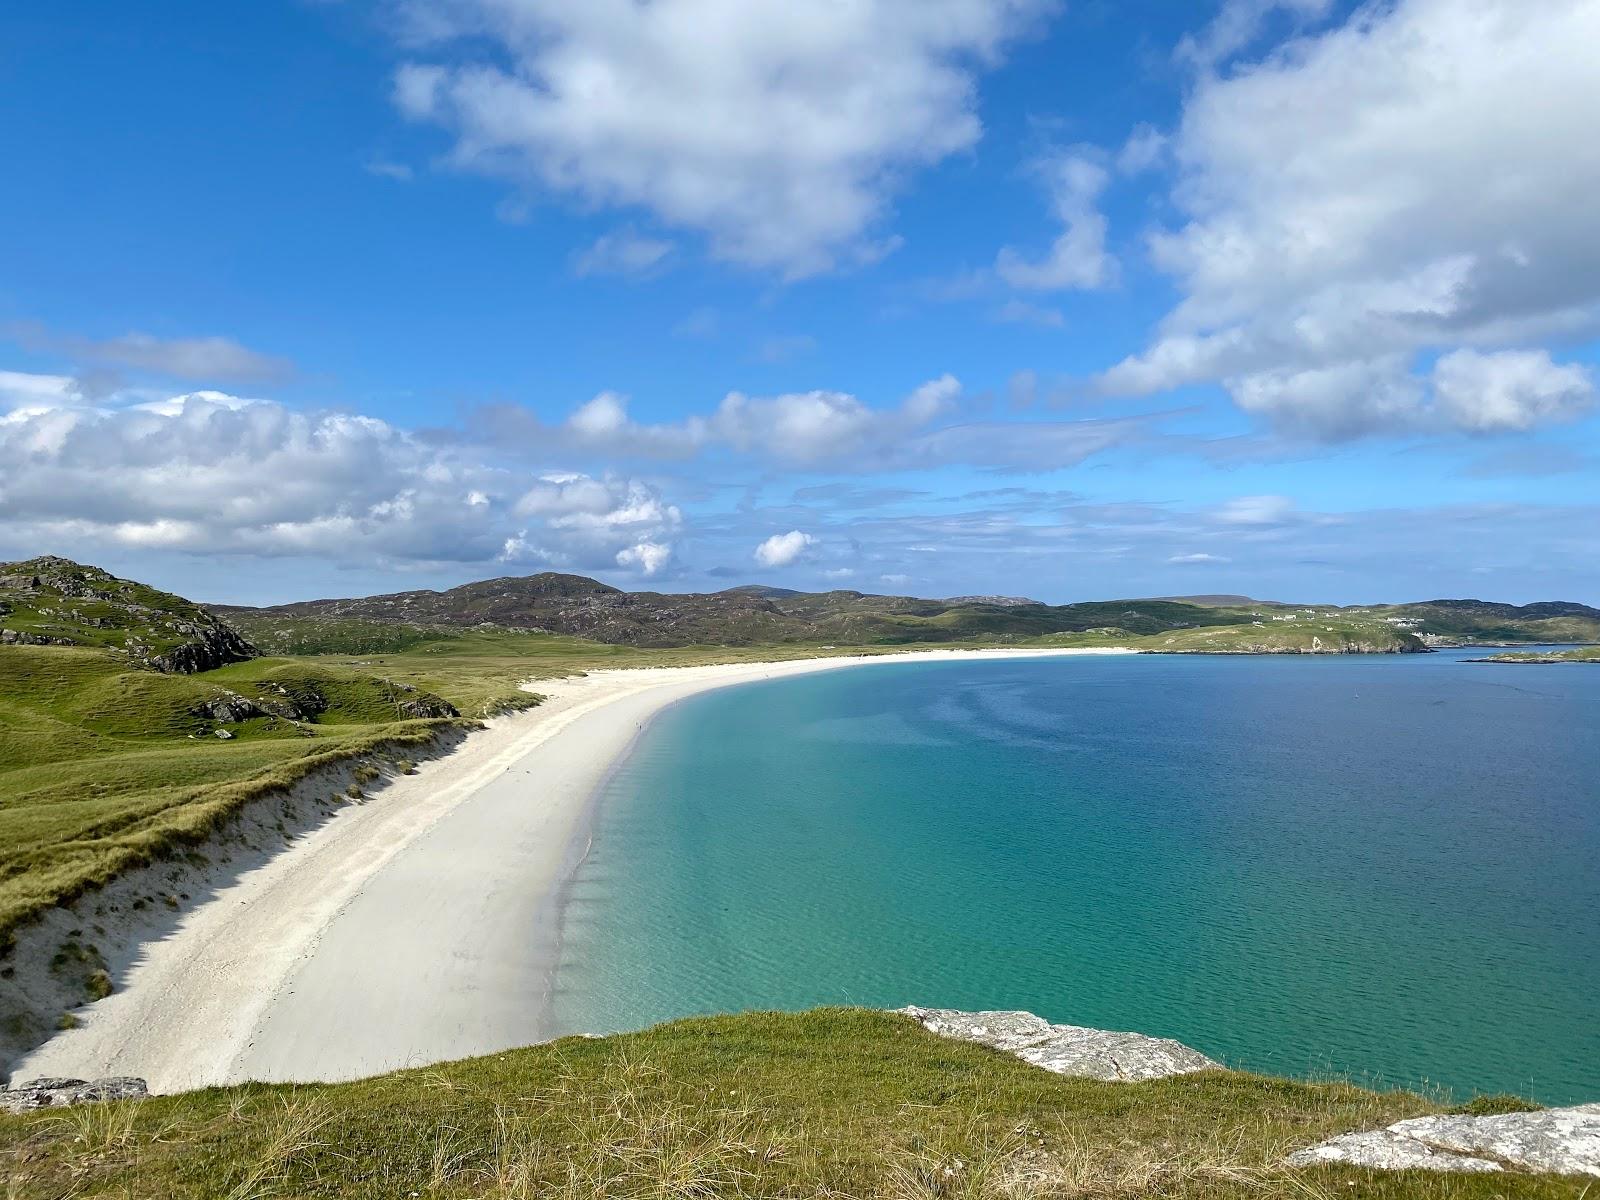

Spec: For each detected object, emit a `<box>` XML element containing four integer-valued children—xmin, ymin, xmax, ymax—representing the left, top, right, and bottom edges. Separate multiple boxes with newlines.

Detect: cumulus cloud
<box><xmin>390</xmin><ymin>0</ymin><xmax>1050</xmax><ymax>276</ymax></box>
<box><xmin>995</xmin><ymin>151</ymin><xmax>1115</xmax><ymax>291</ymax></box>
<box><xmin>753</xmin><ymin>529</ymin><xmax>817</xmax><ymax>568</ymax></box>
<box><xmin>476</xmin><ymin>373</ymin><xmax>1159</xmax><ymax>473</ymax></box>
<box><xmin>0</xmin><ymin>393</ymin><xmax>680</xmax><ymax>573</ymax></box>
<box><xmin>1430</xmin><ymin>349</ymin><xmax>1596</xmax><ymax>433</ymax></box>
<box><xmin>1103</xmin><ymin>0</ymin><xmax>1600</xmax><ymax>438</ymax></box>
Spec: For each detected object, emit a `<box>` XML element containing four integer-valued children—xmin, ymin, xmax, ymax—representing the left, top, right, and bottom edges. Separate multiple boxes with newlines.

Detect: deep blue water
<box><xmin>550</xmin><ymin>650</ymin><xmax>1600</xmax><ymax>1102</ymax></box>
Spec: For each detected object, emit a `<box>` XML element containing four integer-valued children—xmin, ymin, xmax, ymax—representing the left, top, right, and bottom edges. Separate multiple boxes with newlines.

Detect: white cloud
<box><xmin>0</xmin><ymin>370</ymin><xmax>76</xmax><ymax>414</ymax></box>
<box><xmin>1214</xmin><ymin>495</ymin><xmax>1296</xmax><ymax>526</ymax></box>
<box><xmin>390</xmin><ymin>0</ymin><xmax>1050</xmax><ymax>276</ymax></box>
<box><xmin>1175</xmin><ymin>0</ymin><xmax>1335</xmax><ymax>72</ymax></box>
<box><xmin>1226</xmin><ymin>357</ymin><xmax>1426</xmax><ymax>440</ymax></box>
<box><xmin>1104</xmin><ymin>0</ymin><xmax>1600</xmax><ymax>438</ymax></box>
<box><xmin>1430</xmin><ymin>349</ymin><xmax>1595</xmax><ymax>432</ymax></box>
<box><xmin>1115</xmin><ymin>123</ymin><xmax>1167</xmax><ymax>174</ymax></box>
<box><xmin>1168</xmin><ymin>552</ymin><xmax>1231</xmax><ymax>564</ymax></box>
<box><xmin>711</xmin><ymin>376</ymin><xmax>956</xmax><ymax>465</ymax></box>
<box><xmin>572</xmin><ymin>228</ymin><xmax>674</xmax><ymax>277</ymax></box>
<box><xmin>995</xmin><ymin>152</ymin><xmax>1115</xmax><ymax>291</ymax></box>
<box><xmin>0</xmin><ymin>392</ymin><xmax>680</xmax><ymax>572</ymax></box>
<box><xmin>615</xmin><ymin>540</ymin><xmax>673</xmax><ymax>576</ymax></box>
<box><xmin>754</xmin><ymin>529</ymin><xmax>817</xmax><ymax>568</ymax></box>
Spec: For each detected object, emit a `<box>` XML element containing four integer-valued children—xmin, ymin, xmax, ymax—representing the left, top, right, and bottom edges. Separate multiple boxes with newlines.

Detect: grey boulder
<box><xmin>1</xmin><ymin>1077</ymin><xmax>149</xmax><ymax>1113</ymax></box>
<box><xmin>1287</xmin><ymin>1103</ymin><xmax>1600</xmax><ymax>1176</ymax></box>
<box><xmin>898</xmin><ymin>1006</ymin><xmax>1222</xmax><ymax>1082</ymax></box>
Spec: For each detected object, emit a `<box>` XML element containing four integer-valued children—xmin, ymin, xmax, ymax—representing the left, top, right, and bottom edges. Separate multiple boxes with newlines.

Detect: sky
<box><xmin>1</xmin><ymin>0</ymin><xmax>1597</xmax><ymax>606</ymax></box>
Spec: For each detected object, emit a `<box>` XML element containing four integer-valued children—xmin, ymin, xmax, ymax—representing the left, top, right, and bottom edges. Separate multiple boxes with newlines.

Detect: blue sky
<box><xmin>1</xmin><ymin>0</ymin><xmax>1596</xmax><ymax>605</ymax></box>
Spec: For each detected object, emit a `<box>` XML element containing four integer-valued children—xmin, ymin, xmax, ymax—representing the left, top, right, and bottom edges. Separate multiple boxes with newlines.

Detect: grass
<box><xmin>0</xmin><ymin>1008</ymin><xmax>1580</xmax><ymax>1199</ymax></box>
<box><xmin>0</xmin><ymin>644</ymin><xmax>469</xmax><ymax>950</ymax></box>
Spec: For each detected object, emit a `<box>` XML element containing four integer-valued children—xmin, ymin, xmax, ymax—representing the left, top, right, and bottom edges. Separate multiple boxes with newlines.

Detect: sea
<box><xmin>548</xmin><ymin>648</ymin><xmax>1600</xmax><ymax>1102</ymax></box>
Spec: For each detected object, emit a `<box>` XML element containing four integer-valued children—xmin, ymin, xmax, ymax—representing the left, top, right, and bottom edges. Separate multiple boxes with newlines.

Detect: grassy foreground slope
<box><xmin>0</xmin><ymin>1009</ymin><xmax>1572</xmax><ymax>1199</ymax></box>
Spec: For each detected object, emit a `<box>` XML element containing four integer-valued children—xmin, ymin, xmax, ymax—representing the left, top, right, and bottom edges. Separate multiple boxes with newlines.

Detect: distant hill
<box><xmin>220</xmin><ymin>572</ymin><xmax>1268</xmax><ymax>650</ymax></box>
<box><xmin>943</xmin><ymin>594</ymin><xmax>1043</xmax><ymax>607</ymax></box>
<box><xmin>0</xmin><ymin>556</ymin><xmax>254</xmax><ymax>673</ymax></box>
<box><xmin>1152</xmin><ymin>594</ymin><xmax>1286</xmax><ymax>608</ymax></box>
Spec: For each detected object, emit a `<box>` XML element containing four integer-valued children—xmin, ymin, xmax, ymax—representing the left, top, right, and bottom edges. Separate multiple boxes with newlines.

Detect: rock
<box><xmin>397</xmin><ymin>695</ymin><xmax>460</xmax><ymax>719</ymax></box>
<box><xmin>193</xmin><ymin>691</ymin><xmax>266</xmax><ymax>724</ymax></box>
<box><xmin>898</xmin><ymin>1006</ymin><xmax>1222</xmax><ymax>1082</ymax></box>
<box><xmin>214</xmin><ymin>728</ymin><xmax>235</xmax><ymax>740</ymax></box>
<box><xmin>1287</xmin><ymin>1104</ymin><xmax>1600</xmax><ymax>1176</ymax></box>
<box><xmin>0</xmin><ymin>1077</ymin><xmax>148</xmax><ymax>1113</ymax></box>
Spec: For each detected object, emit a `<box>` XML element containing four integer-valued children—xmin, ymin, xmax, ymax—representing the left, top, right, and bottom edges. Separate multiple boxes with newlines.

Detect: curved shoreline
<box><xmin>11</xmin><ymin>648</ymin><xmax>1132</xmax><ymax>1091</ymax></box>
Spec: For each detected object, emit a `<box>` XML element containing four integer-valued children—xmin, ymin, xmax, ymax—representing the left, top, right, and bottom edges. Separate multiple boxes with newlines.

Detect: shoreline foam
<box><xmin>11</xmin><ymin>647</ymin><xmax>1133</xmax><ymax>1092</ymax></box>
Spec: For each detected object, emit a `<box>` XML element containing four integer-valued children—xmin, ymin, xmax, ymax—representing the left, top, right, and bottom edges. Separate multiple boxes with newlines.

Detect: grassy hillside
<box><xmin>225</xmin><ymin>573</ymin><xmax>1600</xmax><ymax>652</ymax></box>
<box><xmin>0</xmin><ymin>644</ymin><xmax>472</xmax><ymax>951</ymax></box>
<box><xmin>223</xmin><ymin>575</ymin><xmax>1270</xmax><ymax>649</ymax></box>
<box><xmin>0</xmin><ymin>1008</ymin><xmax>1572</xmax><ymax>1199</ymax></box>
<box><xmin>0</xmin><ymin>557</ymin><xmax>253</xmax><ymax>672</ymax></box>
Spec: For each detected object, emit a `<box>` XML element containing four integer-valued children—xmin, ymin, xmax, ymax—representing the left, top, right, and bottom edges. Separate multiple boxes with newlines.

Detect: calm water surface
<box><xmin>549</xmin><ymin>650</ymin><xmax>1599</xmax><ymax>1102</ymax></box>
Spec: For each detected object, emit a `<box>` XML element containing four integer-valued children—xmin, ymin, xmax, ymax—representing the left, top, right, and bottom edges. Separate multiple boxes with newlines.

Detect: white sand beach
<box><xmin>12</xmin><ymin>648</ymin><xmax>1132</xmax><ymax>1092</ymax></box>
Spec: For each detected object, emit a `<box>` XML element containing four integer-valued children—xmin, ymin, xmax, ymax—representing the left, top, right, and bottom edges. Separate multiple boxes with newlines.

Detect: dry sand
<box><xmin>12</xmin><ymin>648</ymin><xmax>1132</xmax><ymax>1091</ymax></box>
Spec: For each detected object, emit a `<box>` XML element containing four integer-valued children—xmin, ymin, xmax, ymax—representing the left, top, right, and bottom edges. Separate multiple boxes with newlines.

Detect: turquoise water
<box><xmin>549</xmin><ymin>651</ymin><xmax>1600</xmax><ymax>1102</ymax></box>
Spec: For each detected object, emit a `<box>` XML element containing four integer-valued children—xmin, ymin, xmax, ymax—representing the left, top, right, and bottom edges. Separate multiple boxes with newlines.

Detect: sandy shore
<box><xmin>12</xmin><ymin>647</ymin><xmax>1132</xmax><ymax>1092</ymax></box>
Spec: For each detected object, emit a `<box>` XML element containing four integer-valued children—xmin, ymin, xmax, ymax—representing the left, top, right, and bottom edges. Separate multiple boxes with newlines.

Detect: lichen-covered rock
<box><xmin>1287</xmin><ymin>1104</ymin><xmax>1600</xmax><ymax>1176</ymax></box>
<box><xmin>898</xmin><ymin>1006</ymin><xmax>1222</xmax><ymax>1082</ymax></box>
<box><xmin>193</xmin><ymin>690</ymin><xmax>268</xmax><ymax>724</ymax></box>
<box><xmin>0</xmin><ymin>556</ymin><xmax>254</xmax><ymax>673</ymax></box>
<box><xmin>0</xmin><ymin>1077</ymin><xmax>148</xmax><ymax>1113</ymax></box>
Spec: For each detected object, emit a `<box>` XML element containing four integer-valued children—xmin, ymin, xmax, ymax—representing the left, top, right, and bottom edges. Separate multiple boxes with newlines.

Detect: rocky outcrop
<box><xmin>0</xmin><ymin>1076</ymin><xmax>147</xmax><ymax>1113</ymax></box>
<box><xmin>192</xmin><ymin>690</ymin><xmax>269</xmax><ymax>724</ymax></box>
<box><xmin>1287</xmin><ymin>1104</ymin><xmax>1600</xmax><ymax>1176</ymax></box>
<box><xmin>0</xmin><ymin>556</ymin><xmax>255</xmax><ymax>673</ymax></box>
<box><xmin>898</xmin><ymin>1007</ymin><xmax>1222</xmax><ymax>1082</ymax></box>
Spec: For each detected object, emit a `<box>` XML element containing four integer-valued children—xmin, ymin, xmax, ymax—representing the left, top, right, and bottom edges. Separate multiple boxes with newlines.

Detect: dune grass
<box><xmin>0</xmin><ymin>1008</ymin><xmax>1578</xmax><ymax>1199</ymax></box>
<box><xmin>0</xmin><ymin>644</ymin><xmax>471</xmax><ymax>950</ymax></box>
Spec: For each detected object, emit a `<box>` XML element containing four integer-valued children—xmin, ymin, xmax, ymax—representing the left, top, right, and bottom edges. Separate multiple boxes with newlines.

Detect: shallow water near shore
<box><xmin>549</xmin><ymin>650</ymin><xmax>1600</xmax><ymax>1103</ymax></box>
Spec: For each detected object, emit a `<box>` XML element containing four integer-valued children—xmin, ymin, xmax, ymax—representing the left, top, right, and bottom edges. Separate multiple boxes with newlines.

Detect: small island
<box><xmin>1468</xmin><ymin>647</ymin><xmax>1600</xmax><ymax>664</ymax></box>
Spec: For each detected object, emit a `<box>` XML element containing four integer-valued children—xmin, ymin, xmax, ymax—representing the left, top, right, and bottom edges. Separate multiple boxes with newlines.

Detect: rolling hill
<box><xmin>217</xmin><ymin>572</ymin><xmax>1600</xmax><ymax>653</ymax></box>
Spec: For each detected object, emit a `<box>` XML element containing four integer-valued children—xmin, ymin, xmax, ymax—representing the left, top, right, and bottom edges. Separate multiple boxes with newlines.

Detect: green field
<box><xmin>0</xmin><ymin>1007</ymin><xmax>1573</xmax><ymax>1199</ymax></box>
